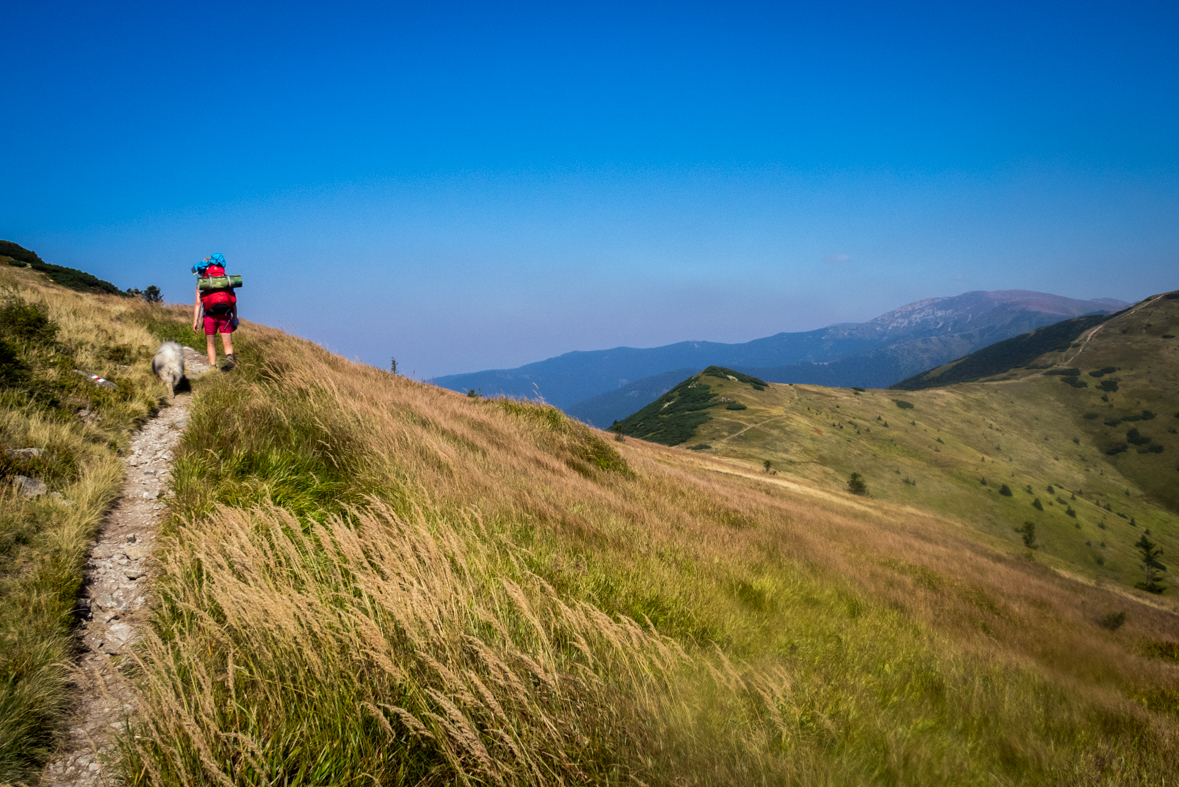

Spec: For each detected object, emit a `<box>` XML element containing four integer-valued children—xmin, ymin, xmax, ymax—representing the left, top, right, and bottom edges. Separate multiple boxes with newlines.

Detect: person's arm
<box><xmin>193</xmin><ymin>285</ymin><xmax>202</xmax><ymax>332</ymax></box>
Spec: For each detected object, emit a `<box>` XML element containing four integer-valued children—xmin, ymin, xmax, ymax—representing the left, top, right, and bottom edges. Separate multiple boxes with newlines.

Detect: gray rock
<box><xmin>14</xmin><ymin>475</ymin><xmax>47</xmax><ymax>498</ymax></box>
<box><xmin>107</xmin><ymin>621</ymin><xmax>135</xmax><ymax>647</ymax></box>
<box><xmin>5</xmin><ymin>447</ymin><xmax>42</xmax><ymax>458</ymax></box>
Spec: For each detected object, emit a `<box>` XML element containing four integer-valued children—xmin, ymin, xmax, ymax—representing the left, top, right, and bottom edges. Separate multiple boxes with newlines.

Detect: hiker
<box><xmin>192</xmin><ymin>254</ymin><xmax>238</xmax><ymax>371</ymax></box>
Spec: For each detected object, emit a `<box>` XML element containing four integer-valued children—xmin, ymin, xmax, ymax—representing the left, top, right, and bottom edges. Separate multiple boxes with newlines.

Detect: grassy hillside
<box><xmin>2</xmin><ymin>242</ymin><xmax>127</xmax><ymax>296</ymax></box>
<box><xmin>892</xmin><ymin>312</ymin><xmax>1116</xmax><ymax>390</ymax></box>
<box><xmin>893</xmin><ymin>290</ymin><xmax>1179</xmax><ymax>512</ymax></box>
<box><xmin>105</xmin><ymin>311</ymin><xmax>1179</xmax><ymax>785</ymax></box>
<box><xmin>0</xmin><ymin>264</ymin><xmax>180</xmax><ymax>785</ymax></box>
<box><xmin>625</xmin><ymin>292</ymin><xmax>1179</xmax><ymax>594</ymax></box>
<box><xmin>5</xmin><ymin>271</ymin><xmax>1179</xmax><ymax>785</ymax></box>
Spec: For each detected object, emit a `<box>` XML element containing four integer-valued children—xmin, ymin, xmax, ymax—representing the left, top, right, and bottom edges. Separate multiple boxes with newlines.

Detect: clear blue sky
<box><xmin>3</xmin><ymin>1</ymin><xmax>1176</xmax><ymax>378</ymax></box>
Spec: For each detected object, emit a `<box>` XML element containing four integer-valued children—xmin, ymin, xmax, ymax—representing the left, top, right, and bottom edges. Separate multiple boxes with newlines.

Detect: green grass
<box><xmin>664</xmin><ymin>352</ymin><xmax>1179</xmax><ymax>592</ymax></box>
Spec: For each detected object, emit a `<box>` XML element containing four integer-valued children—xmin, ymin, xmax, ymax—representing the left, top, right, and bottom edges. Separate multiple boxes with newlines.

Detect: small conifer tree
<box><xmin>1018</xmin><ymin>521</ymin><xmax>1037</xmax><ymax>549</ymax></box>
<box><xmin>847</xmin><ymin>472</ymin><xmax>868</xmax><ymax>496</ymax></box>
<box><xmin>1135</xmin><ymin>534</ymin><xmax>1167</xmax><ymax>594</ymax></box>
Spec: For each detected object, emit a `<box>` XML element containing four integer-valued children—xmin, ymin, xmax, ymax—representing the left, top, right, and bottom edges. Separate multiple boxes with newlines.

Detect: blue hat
<box><xmin>191</xmin><ymin>253</ymin><xmax>225</xmax><ymax>275</ymax></box>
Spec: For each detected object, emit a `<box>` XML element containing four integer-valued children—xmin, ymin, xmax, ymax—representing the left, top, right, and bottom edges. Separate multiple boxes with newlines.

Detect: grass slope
<box><xmin>97</xmin><ymin>314</ymin><xmax>1179</xmax><ymax>785</ymax></box>
<box><xmin>892</xmin><ymin>290</ymin><xmax>1179</xmax><ymax>513</ymax></box>
<box><xmin>2</xmin><ymin>242</ymin><xmax>126</xmax><ymax>296</ymax></box>
<box><xmin>0</xmin><ymin>265</ymin><xmax>177</xmax><ymax>785</ymax></box>
<box><xmin>892</xmin><ymin>312</ymin><xmax>1115</xmax><ymax>390</ymax></box>
<box><xmin>657</xmin><ymin>290</ymin><xmax>1179</xmax><ymax>593</ymax></box>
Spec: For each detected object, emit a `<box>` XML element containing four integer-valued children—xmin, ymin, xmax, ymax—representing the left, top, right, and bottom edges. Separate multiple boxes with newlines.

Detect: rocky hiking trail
<box><xmin>40</xmin><ymin>348</ymin><xmax>211</xmax><ymax>787</ymax></box>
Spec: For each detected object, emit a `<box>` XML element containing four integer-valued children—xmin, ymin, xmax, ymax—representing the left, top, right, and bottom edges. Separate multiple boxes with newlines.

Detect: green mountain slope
<box><xmin>619</xmin><ymin>291</ymin><xmax>1179</xmax><ymax>592</ymax></box>
<box><xmin>891</xmin><ymin>311</ymin><xmax>1117</xmax><ymax>390</ymax></box>
<box><xmin>1</xmin><ymin>240</ymin><xmax>126</xmax><ymax>296</ymax></box>
<box><xmin>893</xmin><ymin>290</ymin><xmax>1179</xmax><ymax>511</ymax></box>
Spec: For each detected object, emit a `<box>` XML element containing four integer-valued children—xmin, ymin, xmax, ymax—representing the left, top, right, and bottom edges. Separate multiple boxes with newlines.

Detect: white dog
<box><xmin>151</xmin><ymin>341</ymin><xmax>186</xmax><ymax>398</ymax></box>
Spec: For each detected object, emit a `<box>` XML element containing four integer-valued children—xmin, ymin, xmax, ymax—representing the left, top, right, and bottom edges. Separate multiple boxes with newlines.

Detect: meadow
<box><xmin>122</xmin><ymin>304</ymin><xmax>1179</xmax><ymax>784</ymax></box>
<box><xmin>3</xmin><ymin>267</ymin><xmax>1179</xmax><ymax>785</ymax></box>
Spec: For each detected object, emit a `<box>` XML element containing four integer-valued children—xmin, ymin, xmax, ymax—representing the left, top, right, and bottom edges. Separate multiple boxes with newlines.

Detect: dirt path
<box><xmin>40</xmin><ymin>348</ymin><xmax>211</xmax><ymax>787</ymax></box>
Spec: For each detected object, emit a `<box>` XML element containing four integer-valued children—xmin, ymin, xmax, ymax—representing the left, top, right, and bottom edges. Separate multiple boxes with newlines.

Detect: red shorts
<box><xmin>203</xmin><ymin>314</ymin><xmax>236</xmax><ymax>335</ymax></box>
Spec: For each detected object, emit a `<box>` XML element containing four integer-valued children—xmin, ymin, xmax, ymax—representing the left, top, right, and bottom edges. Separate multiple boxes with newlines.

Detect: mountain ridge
<box><xmin>447</xmin><ymin>290</ymin><xmax>1129</xmax><ymax>427</ymax></box>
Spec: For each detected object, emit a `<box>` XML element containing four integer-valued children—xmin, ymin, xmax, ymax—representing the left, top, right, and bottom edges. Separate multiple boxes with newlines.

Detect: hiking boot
<box><xmin>221</xmin><ymin>353</ymin><xmax>236</xmax><ymax>372</ymax></box>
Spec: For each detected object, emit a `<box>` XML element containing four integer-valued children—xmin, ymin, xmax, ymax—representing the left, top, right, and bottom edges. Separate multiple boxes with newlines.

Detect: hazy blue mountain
<box><xmin>433</xmin><ymin>290</ymin><xmax>1129</xmax><ymax>424</ymax></box>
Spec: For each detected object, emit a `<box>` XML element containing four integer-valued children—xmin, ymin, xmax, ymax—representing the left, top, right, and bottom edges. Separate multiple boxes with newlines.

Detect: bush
<box><xmin>1106</xmin><ymin>443</ymin><xmax>1128</xmax><ymax>456</ymax></box>
<box><xmin>1098</xmin><ymin>379</ymin><xmax>1120</xmax><ymax>392</ymax></box>
<box><xmin>999</xmin><ymin>484</ymin><xmax>1013</xmax><ymax>497</ymax></box>
<box><xmin>1094</xmin><ymin>612</ymin><xmax>1122</xmax><ymax>631</ymax></box>
<box><xmin>1127</xmin><ymin>428</ymin><xmax>1151</xmax><ymax>446</ymax></box>
<box><xmin>1139</xmin><ymin>640</ymin><xmax>1179</xmax><ymax>663</ymax></box>
<box><xmin>1088</xmin><ymin>367</ymin><xmax>1118</xmax><ymax>378</ymax></box>
<box><xmin>1032</xmin><ymin>498</ymin><xmax>1043</xmax><ymax>511</ymax></box>
<box><xmin>725</xmin><ymin>402</ymin><xmax>747</xmax><ymax>410</ymax></box>
<box><xmin>847</xmin><ymin>472</ymin><xmax>868</xmax><ymax>496</ymax></box>
<box><xmin>1018</xmin><ymin>521</ymin><xmax>1036</xmax><ymax>548</ymax></box>
<box><xmin>894</xmin><ymin>400</ymin><xmax>914</xmax><ymax>410</ymax></box>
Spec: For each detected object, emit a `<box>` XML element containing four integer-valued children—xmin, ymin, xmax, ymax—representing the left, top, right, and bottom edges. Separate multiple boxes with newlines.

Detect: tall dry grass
<box><xmin>0</xmin><ymin>265</ymin><xmax>171</xmax><ymax>785</ymax></box>
<box><xmin>126</xmin><ymin>316</ymin><xmax>1179</xmax><ymax>785</ymax></box>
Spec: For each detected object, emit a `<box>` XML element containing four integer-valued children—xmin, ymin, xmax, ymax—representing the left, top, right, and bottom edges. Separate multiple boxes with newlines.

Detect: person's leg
<box><xmin>220</xmin><ymin>331</ymin><xmax>235</xmax><ymax>370</ymax></box>
<box><xmin>206</xmin><ymin>332</ymin><xmax>217</xmax><ymax>366</ymax></box>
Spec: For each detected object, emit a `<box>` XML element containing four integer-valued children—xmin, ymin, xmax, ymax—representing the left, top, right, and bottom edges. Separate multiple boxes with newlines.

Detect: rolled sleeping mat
<box><xmin>197</xmin><ymin>274</ymin><xmax>243</xmax><ymax>291</ymax></box>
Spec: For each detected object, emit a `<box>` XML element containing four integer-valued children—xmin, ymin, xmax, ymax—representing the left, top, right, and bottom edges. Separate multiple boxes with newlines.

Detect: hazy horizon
<box><xmin>3</xmin><ymin>2</ymin><xmax>1176</xmax><ymax>378</ymax></box>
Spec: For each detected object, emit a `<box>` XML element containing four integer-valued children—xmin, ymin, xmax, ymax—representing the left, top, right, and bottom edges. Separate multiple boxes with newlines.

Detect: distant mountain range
<box><xmin>432</xmin><ymin>290</ymin><xmax>1130</xmax><ymax>427</ymax></box>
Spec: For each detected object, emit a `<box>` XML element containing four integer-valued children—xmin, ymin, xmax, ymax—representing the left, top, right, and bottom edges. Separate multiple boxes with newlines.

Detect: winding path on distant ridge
<box><xmin>40</xmin><ymin>348</ymin><xmax>211</xmax><ymax>787</ymax></box>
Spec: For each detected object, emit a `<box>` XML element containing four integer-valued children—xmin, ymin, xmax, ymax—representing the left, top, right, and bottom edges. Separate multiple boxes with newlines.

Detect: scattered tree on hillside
<box><xmin>1134</xmin><ymin>534</ymin><xmax>1167</xmax><ymax>594</ymax></box>
<box><xmin>390</xmin><ymin>357</ymin><xmax>398</xmax><ymax>375</ymax></box>
<box><xmin>847</xmin><ymin>472</ymin><xmax>868</xmax><ymax>496</ymax></box>
<box><xmin>142</xmin><ymin>285</ymin><xmax>162</xmax><ymax>303</ymax></box>
<box><xmin>1019</xmin><ymin>521</ymin><xmax>1037</xmax><ymax>549</ymax></box>
<box><xmin>999</xmin><ymin>484</ymin><xmax>1013</xmax><ymax>497</ymax></box>
<box><xmin>763</xmin><ymin>459</ymin><xmax>772</xmax><ymax>472</ymax></box>
<box><xmin>1032</xmin><ymin>498</ymin><xmax>1044</xmax><ymax>511</ymax></box>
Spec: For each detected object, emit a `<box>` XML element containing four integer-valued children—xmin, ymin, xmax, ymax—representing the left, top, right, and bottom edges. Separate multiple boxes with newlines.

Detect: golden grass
<box><xmin>0</xmin><ymin>264</ymin><xmax>170</xmax><ymax>785</ymax></box>
<box><xmin>120</xmin><ymin>315</ymin><xmax>1179</xmax><ymax>785</ymax></box>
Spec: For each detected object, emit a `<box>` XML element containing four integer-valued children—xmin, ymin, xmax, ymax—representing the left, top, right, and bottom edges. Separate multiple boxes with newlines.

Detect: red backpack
<box><xmin>200</xmin><ymin>263</ymin><xmax>237</xmax><ymax>315</ymax></box>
